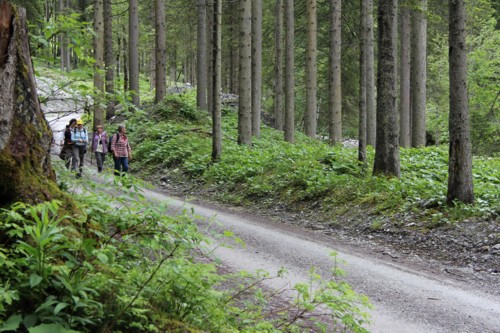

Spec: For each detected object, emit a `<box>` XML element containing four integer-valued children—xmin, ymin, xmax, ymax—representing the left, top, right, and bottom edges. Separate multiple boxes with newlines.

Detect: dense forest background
<box><xmin>9</xmin><ymin>0</ymin><xmax>500</xmax><ymax>156</ymax></box>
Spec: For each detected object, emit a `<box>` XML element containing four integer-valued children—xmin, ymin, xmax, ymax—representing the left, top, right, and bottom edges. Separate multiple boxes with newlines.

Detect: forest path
<box><xmin>86</xmin><ymin>171</ymin><xmax>500</xmax><ymax>333</ymax></box>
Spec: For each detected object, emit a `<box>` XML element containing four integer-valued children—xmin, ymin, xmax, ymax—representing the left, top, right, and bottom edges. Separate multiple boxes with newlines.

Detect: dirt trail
<box><xmin>134</xmin><ymin>184</ymin><xmax>500</xmax><ymax>333</ymax></box>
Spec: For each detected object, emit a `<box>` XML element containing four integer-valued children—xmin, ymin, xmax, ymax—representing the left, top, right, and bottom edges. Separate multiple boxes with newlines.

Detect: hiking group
<box><xmin>61</xmin><ymin>119</ymin><xmax>132</xmax><ymax>177</ymax></box>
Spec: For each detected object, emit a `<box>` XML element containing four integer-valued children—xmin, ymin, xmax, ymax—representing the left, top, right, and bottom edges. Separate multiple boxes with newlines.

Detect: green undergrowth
<box><xmin>128</xmin><ymin>91</ymin><xmax>499</xmax><ymax>228</ymax></box>
<box><xmin>0</xmin><ymin>165</ymin><xmax>371</xmax><ymax>332</ymax></box>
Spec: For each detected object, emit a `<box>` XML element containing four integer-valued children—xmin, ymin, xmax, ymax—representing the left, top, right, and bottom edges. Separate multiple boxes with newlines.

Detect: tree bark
<box><xmin>104</xmin><ymin>0</ymin><xmax>115</xmax><ymax>119</ymax></box>
<box><xmin>251</xmin><ymin>0</ymin><xmax>262</xmax><ymax>138</ymax></box>
<box><xmin>207</xmin><ymin>0</ymin><xmax>214</xmax><ymax>115</ymax></box>
<box><xmin>447</xmin><ymin>0</ymin><xmax>474</xmax><ymax>204</ymax></box>
<box><xmin>373</xmin><ymin>0</ymin><xmax>400</xmax><ymax>177</ymax></box>
<box><xmin>366</xmin><ymin>0</ymin><xmax>376</xmax><ymax>147</ymax></box>
<box><xmin>358</xmin><ymin>0</ymin><xmax>367</xmax><ymax>163</ymax></box>
<box><xmin>274</xmin><ymin>0</ymin><xmax>284</xmax><ymax>131</ymax></box>
<box><xmin>411</xmin><ymin>0</ymin><xmax>427</xmax><ymax>147</ymax></box>
<box><xmin>238</xmin><ymin>0</ymin><xmax>252</xmax><ymax>146</ymax></box>
<box><xmin>93</xmin><ymin>0</ymin><xmax>104</xmax><ymax>128</ymax></box>
<box><xmin>0</xmin><ymin>3</ymin><xmax>62</xmax><ymax>206</ymax></box>
<box><xmin>329</xmin><ymin>0</ymin><xmax>342</xmax><ymax>144</ymax></box>
<box><xmin>155</xmin><ymin>0</ymin><xmax>166</xmax><ymax>103</ymax></box>
<box><xmin>129</xmin><ymin>0</ymin><xmax>140</xmax><ymax>107</ymax></box>
<box><xmin>304</xmin><ymin>0</ymin><xmax>317</xmax><ymax>138</ymax></box>
<box><xmin>196</xmin><ymin>0</ymin><xmax>207</xmax><ymax>110</ymax></box>
<box><xmin>399</xmin><ymin>6</ymin><xmax>411</xmax><ymax>148</ymax></box>
<box><xmin>284</xmin><ymin>0</ymin><xmax>295</xmax><ymax>144</ymax></box>
<box><xmin>212</xmin><ymin>0</ymin><xmax>222</xmax><ymax>161</ymax></box>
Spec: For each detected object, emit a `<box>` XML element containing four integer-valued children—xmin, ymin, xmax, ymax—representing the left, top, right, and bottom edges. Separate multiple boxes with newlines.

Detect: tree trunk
<box><xmin>399</xmin><ymin>6</ymin><xmax>411</xmax><ymax>148</ymax></box>
<box><xmin>304</xmin><ymin>0</ymin><xmax>317</xmax><ymax>138</ymax></box>
<box><xmin>328</xmin><ymin>0</ymin><xmax>342</xmax><ymax>144</ymax></box>
<box><xmin>238</xmin><ymin>0</ymin><xmax>252</xmax><ymax>146</ymax></box>
<box><xmin>447</xmin><ymin>0</ymin><xmax>474</xmax><ymax>204</ymax></box>
<box><xmin>197</xmin><ymin>0</ymin><xmax>207</xmax><ymax>110</ymax></box>
<box><xmin>251</xmin><ymin>0</ymin><xmax>262</xmax><ymax>138</ymax></box>
<box><xmin>155</xmin><ymin>0</ymin><xmax>166</xmax><ymax>103</ymax></box>
<box><xmin>366</xmin><ymin>0</ymin><xmax>376</xmax><ymax>146</ymax></box>
<box><xmin>230</xmin><ymin>3</ymin><xmax>239</xmax><ymax>95</ymax></box>
<box><xmin>212</xmin><ymin>0</ymin><xmax>222</xmax><ymax>161</ymax></box>
<box><xmin>104</xmin><ymin>0</ymin><xmax>115</xmax><ymax>119</ymax></box>
<box><xmin>123</xmin><ymin>33</ymin><xmax>128</xmax><ymax>92</ymax></box>
<box><xmin>358</xmin><ymin>0</ymin><xmax>367</xmax><ymax>163</ymax></box>
<box><xmin>0</xmin><ymin>3</ymin><xmax>62</xmax><ymax>206</ymax></box>
<box><xmin>411</xmin><ymin>0</ymin><xmax>427</xmax><ymax>147</ymax></box>
<box><xmin>274</xmin><ymin>0</ymin><xmax>284</xmax><ymax>131</ymax></box>
<box><xmin>59</xmin><ymin>0</ymin><xmax>70</xmax><ymax>72</ymax></box>
<box><xmin>206</xmin><ymin>1</ymin><xmax>214</xmax><ymax>114</ymax></box>
<box><xmin>93</xmin><ymin>0</ymin><xmax>104</xmax><ymax>128</ymax></box>
<box><xmin>284</xmin><ymin>0</ymin><xmax>294</xmax><ymax>144</ymax></box>
<box><xmin>373</xmin><ymin>0</ymin><xmax>400</xmax><ymax>177</ymax></box>
<box><xmin>129</xmin><ymin>0</ymin><xmax>140</xmax><ymax>107</ymax></box>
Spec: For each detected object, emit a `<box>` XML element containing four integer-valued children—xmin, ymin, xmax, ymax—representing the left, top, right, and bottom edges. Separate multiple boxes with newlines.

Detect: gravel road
<box><xmin>138</xmin><ymin>187</ymin><xmax>500</xmax><ymax>333</ymax></box>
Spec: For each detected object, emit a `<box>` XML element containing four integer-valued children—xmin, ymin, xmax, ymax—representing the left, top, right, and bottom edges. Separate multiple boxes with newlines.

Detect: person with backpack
<box><xmin>71</xmin><ymin>119</ymin><xmax>88</xmax><ymax>177</ymax></box>
<box><xmin>110</xmin><ymin>124</ymin><xmax>132</xmax><ymax>176</ymax></box>
<box><xmin>91</xmin><ymin>125</ymin><xmax>108</xmax><ymax>173</ymax></box>
<box><xmin>62</xmin><ymin>118</ymin><xmax>76</xmax><ymax>169</ymax></box>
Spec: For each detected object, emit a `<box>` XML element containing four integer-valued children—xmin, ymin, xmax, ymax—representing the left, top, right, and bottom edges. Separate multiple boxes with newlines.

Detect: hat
<box><xmin>76</xmin><ymin>119</ymin><xmax>83</xmax><ymax>125</ymax></box>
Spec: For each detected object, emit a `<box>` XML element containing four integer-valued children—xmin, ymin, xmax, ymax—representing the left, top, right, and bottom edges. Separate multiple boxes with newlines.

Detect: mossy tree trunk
<box><xmin>0</xmin><ymin>2</ymin><xmax>61</xmax><ymax>206</ymax></box>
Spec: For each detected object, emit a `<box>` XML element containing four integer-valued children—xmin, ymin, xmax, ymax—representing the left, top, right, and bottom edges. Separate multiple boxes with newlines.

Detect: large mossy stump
<box><xmin>0</xmin><ymin>2</ymin><xmax>63</xmax><ymax>206</ymax></box>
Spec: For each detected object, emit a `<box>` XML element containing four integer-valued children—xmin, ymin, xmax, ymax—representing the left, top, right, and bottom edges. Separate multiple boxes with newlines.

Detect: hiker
<box><xmin>91</xmin><ymin>125</ymin><xmax>108</xmax><ymax>173</ymax></box>
<box><xmin>62</xmin><ymin>118</ymin><xmax>76</xmax><ymax>169</ymax></box>
<box><xmin>71</xmin><ymin>119</ymin><xmax>88</xmax><ymax>177</ymax></box>
<box><xmin>110</xmin><ymin>124</ymin><xmax>132</xmax><ymax>176</ymax></box>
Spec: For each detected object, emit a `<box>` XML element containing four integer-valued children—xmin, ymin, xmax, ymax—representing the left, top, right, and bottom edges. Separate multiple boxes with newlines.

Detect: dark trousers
<box><xmin>95</xmin><ymin>152</ymin><xmax>106</xmax><ymax>172</ymax></box>
<box><xmin>114</xmin><ymin>157</ymin><xmax>129</xmax><ymax>176</ymax></box>
<box><xmin>72</xmin><ymin>145</ymin><xmax>86</xmax><ymax>174</ymax></box>
<box><xmin>64</xmin><ymin>146</ymin><xmax>73</xmax><ymax>169</ymax></box>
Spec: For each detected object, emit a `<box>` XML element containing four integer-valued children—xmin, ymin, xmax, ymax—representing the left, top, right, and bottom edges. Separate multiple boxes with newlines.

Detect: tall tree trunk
<box><xmin>328</xmin><ymin>0</ymin><xmax>342</xmax><ymax>144</ymax></box>
<box><xmin>238</xmin><ymin>0</ymin><xmax>252</xmax><ymax>146</ymax></box>
<box><xmin>155</xmin><ymin>0</ymin><xmax>166</xmax><ymax>103</ymax></box>
<box><xmin>411</xmin><ymin>0</ymin><xmax>427</xmax><ymax>147</ymax></box>
<box><xmin>447</xmin><ymin>0</ymin><xmax>474</xmax><ymax>204</ymax></box>
<box><xmin>373</xmin><ymin>0</ymin><xmax>400</xmax><ymax>177</ymax></box>
<box><xmin>104</xmin><ymin>0</ymin><xmax>115</xmax><ymax>119</ymax></box>
<box><xmin>212</xmin><ymin>0</ymin><xmax>222</xmax><ymax>160</ymax></box>
<box><xmin>399</xmin><ymin>6</ymin><xmax>411</xmax><ymax>148</ymax></box>
<box><xmin>129</xmin><ymin>0</ymin><xmax>140</xmax><ymax>107</ymax></box>
<box><xmin>274</xmin><ymin>0</ymin><xmax>284</xmax><ymax>131</ymax></box>
<box><xmin>304</xmin><ymin>0</ymin><xmax>317</xmax><ymax>138</ymax></box>
<box><xmin>93</xmin><ymin>0</ymin><xmax>104</xmax><ymax>128</ymax></box>
<box><xmin>251</xmin><ymin>0</ymin><xmax>262</xmax><ymax>138</ymax></box>
<box><xmin>197</xmin><ymin>0</ymin><xmax>207</xmax><ymax>110</ymax></box>
<box><xmin>207</xmin><ymin>1</ymin><xmax>214</xmax><ymax>114</ymax></box>
<box><xmin>0</xmin><ymin>3</ymin><xmax>63</xmax><ymax>206</ymax></box>
<box><xmin>366</xmin><ymin>0</ymin><xmax>376</xmax><ymax>146</ymax></box>
<box><xmin>284</xmin><ymin>0</ymin><xmax>294</xmax><ymax>144</ymax></box>
<box><xmin>123</xmin><ymin>33</ymin><xmax>128</xmax><ymax>92</ymax></box>
<box><xmin>358</xmin><ymin>0</ymin><xmax>367</xmax><ymax>163</ymax></box>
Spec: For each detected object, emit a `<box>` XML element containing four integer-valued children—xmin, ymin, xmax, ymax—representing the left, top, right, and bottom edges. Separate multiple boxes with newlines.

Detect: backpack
<box><xmin>108</xmin><ymin>133</ymin><xmax>120</xmax><ymax>155</ymax></box>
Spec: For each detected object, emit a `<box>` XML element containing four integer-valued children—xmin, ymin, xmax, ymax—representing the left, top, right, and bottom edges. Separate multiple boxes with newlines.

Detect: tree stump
<box><xmin>0</xmin><ymin>2</ymin><xmax>61</xmax><ymax>206</ymax></box>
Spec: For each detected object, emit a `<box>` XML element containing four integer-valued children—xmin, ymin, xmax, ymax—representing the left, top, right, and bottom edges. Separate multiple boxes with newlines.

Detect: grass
<box><xmin>124</xmin><ymin>90</ymin><xmax>499</xmax><ymax>229</ymax></box>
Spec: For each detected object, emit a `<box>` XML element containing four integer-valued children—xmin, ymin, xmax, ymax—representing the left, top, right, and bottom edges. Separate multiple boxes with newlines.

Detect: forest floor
<box><xmin>144</xmin><ymin>170</ymin><xmax>500</xmax><ymax>296</ymax></box>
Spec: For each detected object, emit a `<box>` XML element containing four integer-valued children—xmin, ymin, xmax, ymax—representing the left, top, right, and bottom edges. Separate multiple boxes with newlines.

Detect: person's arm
<box><xmin>71</xmin><ymin>129</ymin><xmax>76</xmax><ymax>142</ymax></box>
<box><xmin>127</xmin><ymin>141</ymin><xmax>132</xmax><ymax>160</ymax></box>
<box><xmin>111</xmin><ymin>134</ymin><xmax>117</xmax><ymax>157</ymax></box>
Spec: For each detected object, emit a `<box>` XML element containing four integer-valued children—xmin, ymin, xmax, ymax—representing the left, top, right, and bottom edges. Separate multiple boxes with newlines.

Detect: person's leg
<box><xmin>122</xmin><ymin>157</ymin><xmax>129</xmax><ymax>173</ymax></box>
<box><xmin>71</xmin><ymin>146</ymin><xmax>79</xmax><ymax>171</ymax></box>
<box><xmin>101</xmin><ymin>153</ymin><xmax>106</xmax><ymax>171</ymax></box>
<box><xmin>78</xmin><ymin>146</ymin><xmax>85</xmax><ymax>175</ymax></box>
<box><xmin>95</xmin><ymin>152</ymin><xmax>103</xmax><ymax>172</ymax></box>
<box><xmin>64</xmin><ymin>146</ymin><xmax>72</xmax><ymax>169</ymax></box>
<box><xmin>114</xmin><ymin>156</ymin><xmax>121</xmax><ymax>176</ymax></box>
